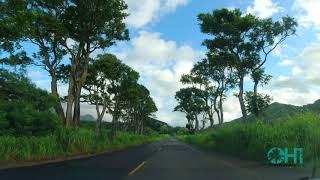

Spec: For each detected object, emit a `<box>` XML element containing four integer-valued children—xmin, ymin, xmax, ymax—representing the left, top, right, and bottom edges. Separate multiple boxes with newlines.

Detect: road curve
<box><xmin>0</xmin><ymin>137</ymin><xmax>310</xmax><ymax>180</ymax></box>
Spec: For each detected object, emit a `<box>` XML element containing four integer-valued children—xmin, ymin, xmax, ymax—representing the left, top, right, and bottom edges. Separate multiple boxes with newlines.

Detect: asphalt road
<box><xmin>0</xmin><ymin>137</ymin><xmax>312</xmax><ymax>180</ymax></box>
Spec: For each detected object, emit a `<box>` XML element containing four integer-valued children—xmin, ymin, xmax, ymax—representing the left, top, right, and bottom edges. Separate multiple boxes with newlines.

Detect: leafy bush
<box><xmin>159</xmin><ymin>125</ymin><xmax>169</xmax><ymax>134</ymax></box>
<box><xmin>144</xmin><ymin>127</ymin><xmax>159</xmax><ymax>136</ymax></box>
<box><xmin>180</xmin><ymin>113</ymin><xmax>320</xmax><ymax>164</ymax></box>
<box><xmin>0</xmin><ymin>69</ymin><xmax>58</xmax><ymax>136</ymax></box>
<box><xmin>0</xmin><ymin>128</ymin><xmax>168</xmax><ymax>161</ymax></box>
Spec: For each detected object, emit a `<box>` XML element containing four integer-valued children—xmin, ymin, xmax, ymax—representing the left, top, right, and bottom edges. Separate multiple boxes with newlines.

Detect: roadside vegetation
<box><xmin>0</xmin><ymin>0</ymin><xmax>168</xmax><ymax>163</ymax></box>
<box><xmin>0</xmin><ymin>128</ymin><xmax>167</xmax><ymax>161</ymax></box>
<box><xmin>178</xmin><ymin>113</ymin><xmax>320</xmax><ymax>165</ymax></box>
<box><xmin>0</xmin><ymin>69</ymin><xmax>168</xmax><ymax>162</ymax></box>
<box><xmin>174</xmin><ymin>8</ymin><xmax>297</xmax><ymax>131</ymax></box>
<box><xmin>173</xmin><ymin>7</ymin><xmax>319</xmax><ymax>178</ymax></box>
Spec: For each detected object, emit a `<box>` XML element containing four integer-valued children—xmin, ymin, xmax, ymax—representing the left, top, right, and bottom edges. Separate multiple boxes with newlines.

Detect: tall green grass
<box><xmin>0</xmin><ymin>128</ymin><xmax>168</xmax><ymax>161</ymax></box>
<box><xmin>178</xmin><ymin>113</ymin><xmax>320</xmax><ymax>164</ymax></box>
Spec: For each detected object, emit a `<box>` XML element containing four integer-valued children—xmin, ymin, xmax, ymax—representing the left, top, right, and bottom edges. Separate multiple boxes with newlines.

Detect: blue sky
<box><xmin>21</xmin><ymin>0</ymin><xmax>320</xmax><ymax>126</ymax></box>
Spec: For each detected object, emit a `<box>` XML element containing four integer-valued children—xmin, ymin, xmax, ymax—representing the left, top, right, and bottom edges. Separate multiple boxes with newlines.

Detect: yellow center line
<box><xmin>128</xmin><ymin>161</ymin><xmax>147</xmax><ymax>176</ymax></box>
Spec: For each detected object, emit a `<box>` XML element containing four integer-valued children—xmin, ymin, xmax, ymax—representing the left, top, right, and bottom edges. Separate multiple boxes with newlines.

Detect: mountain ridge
<box><xmin>228</xmin><ymin>99</ymin><xmax>320</xmax><ymax>124</ymax></box>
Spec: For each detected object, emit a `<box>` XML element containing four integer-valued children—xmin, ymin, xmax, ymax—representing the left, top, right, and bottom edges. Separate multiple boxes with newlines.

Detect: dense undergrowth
<box><xmin>177</xmin><ymin>113</ymin><xmax>320</xmax><ymax>164</ymax></box>
<box><xmin>0</xmin><ymin>128</ymin><xmax>168</xmax><ymax>161</ymax></box>
<box><xmin>0</xmin><ymin>69</ymin><xmax>168</xmax><ymax>162</ymax></box>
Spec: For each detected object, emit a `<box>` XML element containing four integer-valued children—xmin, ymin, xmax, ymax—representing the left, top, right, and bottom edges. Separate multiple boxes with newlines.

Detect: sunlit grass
<box><xmin>0</xmin><ymin>128</ymin><xmax>168</xmax><ymax>161</ymax></box>
<box><xmin>178</xmin><ymin>113</ymin><xmax>320</xmax><ymax>164</ymax></box>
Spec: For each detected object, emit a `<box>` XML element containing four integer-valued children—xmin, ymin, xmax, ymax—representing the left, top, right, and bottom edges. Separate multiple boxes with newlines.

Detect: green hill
<box><xmin>80</xmin><ymin>114</ymin><xmax>96</xmax><ymax>121</ymax></box>
<box><xmin>80</xmin><ymin>117</ymin><xmax>169</xmax><ymax>132</ymax></box>
<box><xmin>230</xmin><ymin>99</ymin><xmax>320</xmax><ymax>124</ymax></box>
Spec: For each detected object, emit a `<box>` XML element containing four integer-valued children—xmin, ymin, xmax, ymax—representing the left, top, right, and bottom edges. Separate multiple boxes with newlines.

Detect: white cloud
<box><xmin>223</xmin><ymin>96</ymin><xmax>242</xmax><ymax>122</ymax></box>
<box><xmin>292</xmin><ymin>0</ymin><xmax>320</xmax><ymax>28</ymax></box>
<box><xmin>33</xmin><ymin>79</ymin><xmax>50</xmax><ymax>90</ymax></box>
<box><xmin>246</xmin><ymin>0</ymin><xmax>284</xmax><ymax>18</ymax></box>
<box><xmin>300</xmin><ymin>43</ymin><xmax>320</xmax><ymax>85</ymax></box>
<box><xmin>28</xmin><ymin>70</ymin><xmax>43</xmax><ymax>78</ymax></box>
<box><xmin>278</xmin><ymin>59</ymin><xmax>294</xmax><ymax>66</ymax></box>
<box><xmin>124</xmin><ymin>0</ymin><xmax>189</xmax><ymax>28</ymax></box>
<box><xmin>109</xmin><ymin>31</ymin><xmax>204</xmax><ymax>126</ymax></box>
<box><xmin>269</xmin><ymin>41</ymin><xmax>320</xmax><ymax>104</ymax></box>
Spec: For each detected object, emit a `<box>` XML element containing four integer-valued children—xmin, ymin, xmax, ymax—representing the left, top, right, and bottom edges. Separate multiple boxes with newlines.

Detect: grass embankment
<box><xmin>177</xmin><ymin>113</ymin><xmax>320</xmax><ymax>164</ymax></box>
<box><xmin>0</xmin><ymin>128</ymin><xmax>168</xmax><ymax>162</ymax></box>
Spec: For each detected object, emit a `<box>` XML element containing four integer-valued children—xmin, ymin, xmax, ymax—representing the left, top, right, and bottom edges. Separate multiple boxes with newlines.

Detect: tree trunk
<box><xmin>219</xmin><ymin>92</ymin><xmax>224</xmax><ymax>124</ymax></box>
<box><xmin>238</xmin><ymin>75</ymin><xmax>247</xmax><ymax>118</ymax></box>
<box><xmin>50</xmin><ymin>75</ymin><xmax>66</xmax><ymax>125</ymax></box>
<box><xmin>66</xmin><ymin>73</ymin><xmax>75</xmax><ymax>127</ymax></box>
<box><xmin>206</xmin><ymin>98</ymin><xmax>214</xmax><ymax>127</ymax></box>
<box><xmin>195</xmin><ymin>115</ymin><xmax>199</xmax><ymax>131</ymax></box>
<box><xmin>74</xmin><ymin>59</ymin><xmax>90</xmax><ymax>127</ymax></box>
<box><xmin>95</xmin><ymin>105</ymin><xmax>107</xmax><ymax>133</ymax></box>
<box><xmin>208</xmin><ymin>114</ymin><xmax>213</xmax><ymax>127</ymax></box>
<box><xmin>213</xmin><ymin>95</ymin><xmax>220</xmax><ymax>124</ymax></box>
<box><xmin>110</xmin><ymin>113</ymin><xmax>118</xmax><ymax>141</ymax></box>
<box><xmin>140</xmin><ymin>120</ymin><xmax>144</xmax><ymax>135</ymax></box>
<box><xmin>73</xmin><ymin>83</ymin><xmax>81</xmax><ymax>127</ymax></box>
<box><xmin>96</xmin><ymin>116</ymin><xmax>102</xmax><ymax>132</ymax></box>
<box><xmin>110</xmin><ymin>100</ymin><xmax>120</xmax><ymax>141</ymax></box>
<box><xmin>253</xmin><ymin>80</ymin><xmax>259</xmax><ymax>116</ymax></box>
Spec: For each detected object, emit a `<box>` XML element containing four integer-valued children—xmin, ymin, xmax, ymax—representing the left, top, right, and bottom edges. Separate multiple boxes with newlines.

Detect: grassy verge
<box><xmin>177</xmin><ymin>113</ymin><xmax>320</xmax><ymax>165</ymax></box>
<box><xmin>0</xmin><ymin>128</ymin><xmax>168</xmax><ymax>162</ymax></box>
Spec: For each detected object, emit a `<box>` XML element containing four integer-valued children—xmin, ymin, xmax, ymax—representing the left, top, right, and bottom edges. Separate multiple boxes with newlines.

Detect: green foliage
<box><xmin>0</xmin><ymin>51</ymin><xmax>32</xmax><ymax>74</ymax></box>
<box><xmin>0</xmin><ymin>69</ymin><xmax>59</xmax><ymax>136</ymax></box>
<box><xmin>144</xmin><ymin>127</ymin><xmax>159</xmax><ymax>137</ymax></box>
<box><xmin>244</xmin><ymin>91</ymin><xmax>272</xmax><ymax>117</ymax></box>
<box><xmin>180</xmin><ymin>113</ymin><xmax>320</xmax><ymax>164</ymax></box>
<box><xmin>0</xmin><ymin>128</ymin><xmax>168</xmax><ymax>161</ymax></box>
<box><xmin>196</xmin><ymin>8</ymin><xmax>297</xmax><ymax>118</ymax></box>
<box><xmin>176</xmin><ymin>128</ymin><xmax>190</xmax><ymax>135</ymax></box>
<box><xmin>174</xmin><ymin>87</ymin><xmax>206</xmax><ymax>129</ymax></box>
<box><xmin>145</xmin><ymin>117</ymin><xmax>169</xmax><ymax>132</ymax></box>
<box><xmin>159</xmin><ymin>125</ymin><xmax>169</xmax><ymax>134</ymax></box>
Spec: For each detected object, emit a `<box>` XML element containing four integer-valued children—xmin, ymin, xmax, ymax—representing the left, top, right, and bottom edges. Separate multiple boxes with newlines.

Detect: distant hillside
<box><xmin>80</xmin><ymin>116</ymin><xmax>169</xmax><ymax>132</ymax></box>
<box><xmin>80</xmin><ymin>114</ymin><xmax>95</xmax><ymax>121</ymax></box>
<box><xmin>231</xmin><ymin>99</ymin><xmax>320</xmax><ymax>124</ymax></box>
<box><xmin>145</xmin><ymin>117</ymin><xmax>170</xmax><ymax>131</ymax></box>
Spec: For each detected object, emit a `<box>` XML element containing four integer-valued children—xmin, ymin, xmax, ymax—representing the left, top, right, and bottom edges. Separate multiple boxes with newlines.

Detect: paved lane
<box><xmin>0</xmin><ymin>137</ymin><xmax>311</xmax><ymax>180</ymax></box>
<box><xmin>127</xmin><ymin>138</ymin><xmax>310</xmax><ymax>180</ymax></box>
<box><xmin>0</xmin><ymin>142</ymin><xmax>164</xmax><ymax>180</ymax></box>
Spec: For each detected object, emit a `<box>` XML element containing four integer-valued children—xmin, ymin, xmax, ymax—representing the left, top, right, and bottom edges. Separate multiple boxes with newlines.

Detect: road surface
<box><xmin>0</xmin><ymin>137</ymin><xmax>312</xmax><ymax>180</ymax></box>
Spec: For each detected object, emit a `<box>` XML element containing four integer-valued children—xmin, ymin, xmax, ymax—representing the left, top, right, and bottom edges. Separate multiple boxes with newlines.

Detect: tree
<box><xmin>122</xmin><ymin>83</ymin><xmax>158</xmax><ymax>135</ymax></box>
<box><xmin>174</xmin><ymin>87</ymin><xmax>206</xmax><ymax>131</ymax></box>
<box><xmin>1</xmin><ymin>0</ymin><xmax>130</xmax><ymax>127</ymax></box>
<box><xmin>60</xmin><ymin>0</ymin><xmax>129</xmax><ymax>127</ymax></box>
<box><xmin>180</xmin><ymin>71</ymin><xmax>216</xmax><ymax>127</ymax></box>
<box><xmin>0</xmin><ymin>69</ymin><xmax>58</xmax><ymax>136</ymax></box>
<box><xmin>159</xmin><ymin>125</ymin><xmax>169</xmax><ymax>134</ymax></box>
<box><xmin>0</xmin><ymin>52</ymin><xmax>32</xmax><ymax>74</ymax></box>
<box><xmin>184</xmin><ymin>55</ymin><xmax>236</xmax><ymax>126</ymax></box>
<box><xmin>249</xmin><ymin>17</ymin><xmax>297</xmax><ymax>112</ymax></box>
<box><xmin>198</xmin><ymin>8</ymin><xmax>297</xmax><ymax>119</ymax></box>
<box><xmin>250</xmin><ymin>68</ymin><xmax>272</xmax><ymax>116</ymax></box>
<box><xmin>198</xmin><ymin>9</ymin><xmax>258</xmax><ymax>118</ymax></box>
<box><xmin>83</xmin><ymin>54</ymin><xmax>139</xmax><ymax>135</ymax></box>
<box><xmin>0</xmin><ymin>0</ymin><xmax>68</xmax><ymax>124</ymax></box>
<box><xmin>244</xmin><ymin>91</ymin><xmax>272</xmax><ymax>117</ymax></box>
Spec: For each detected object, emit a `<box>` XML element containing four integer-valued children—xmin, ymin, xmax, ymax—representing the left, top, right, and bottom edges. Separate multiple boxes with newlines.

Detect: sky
<box><xmin>24</xmin><ymin>0</ymin><xmax>320</xmax><ymax>127</ymax></box>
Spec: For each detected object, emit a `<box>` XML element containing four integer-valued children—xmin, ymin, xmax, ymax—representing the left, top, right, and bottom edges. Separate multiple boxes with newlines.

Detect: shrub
<box><xmin>0</xmin><ymin>69</ymin><xmax>59</xmax><ymax>136</ymax></box>
<box><xmin>181</xmin><ymin>113</ymin><xmax>320</xmax><ymax>164</ymax></box>
<box><xmin>0</xmin><ymin>128</ymin><xmax>168</xmax><ymax>161</ymax></box>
